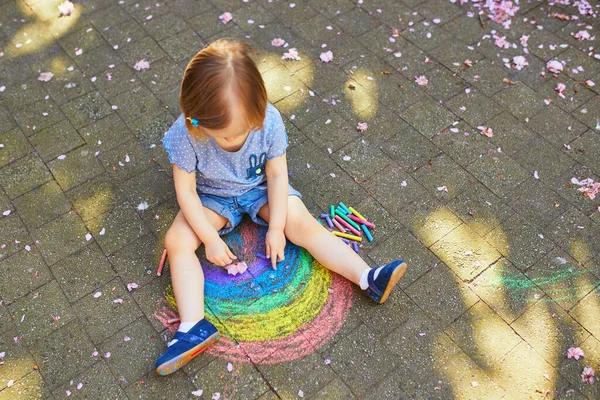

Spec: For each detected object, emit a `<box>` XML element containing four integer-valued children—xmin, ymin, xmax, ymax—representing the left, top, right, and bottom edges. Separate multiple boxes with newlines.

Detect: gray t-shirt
<box><xmin>162</xmin><ymin>103</ymin><xmax>289</xmax><ymax>197</ymax></box>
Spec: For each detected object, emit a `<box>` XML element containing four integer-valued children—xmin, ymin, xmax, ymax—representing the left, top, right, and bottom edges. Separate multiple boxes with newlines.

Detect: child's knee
<box><xmin>165</xmin><ymin>226</ymin><xmax>198</xmax><ymax>253</ymax></box>
<box><xmin>284</xmin><ymin>213</ymin><xmax>319</xmax><ymax>242</ymax></box>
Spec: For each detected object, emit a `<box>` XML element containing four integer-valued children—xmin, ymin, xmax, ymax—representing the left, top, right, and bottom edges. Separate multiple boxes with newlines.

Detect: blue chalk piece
<box><xmin>361</xmin><ymin>224</ymin><xmax>374</xmax><ymax>242</ymax></box>
<box><xmin>256</xmin><ymin>252</ymin><xmax>267</xmax><ymax>259</ymax></box>
<box><xmin>341</xmin><ymin>238</ymin><xmax>350</xmax><ymax>245</ymax></box>
<box><xmin>352</xmin><ymin>241</ymin><xmax>359</xmax><ymax>253</ymax></box>
<box><xmin>336</xmin><ymin>206</ymin><xmax>348</xmax><ymax>215</ymax></box>
<box><xmin>320</xmin><ymin>213</ymin><xmax>329</xmax><ymax>218</ymax></box>
<box><xmin>324</xmin><ymin>215</ymin><xmax>334</xmax><ymax>229</ymax></box>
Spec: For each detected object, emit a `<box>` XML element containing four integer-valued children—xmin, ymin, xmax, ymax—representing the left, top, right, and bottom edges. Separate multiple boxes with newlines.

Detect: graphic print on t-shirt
<box><xmin>247</xmin><ymin>152</ymin><xmax>267</xmax><ymax>179</ymax></box>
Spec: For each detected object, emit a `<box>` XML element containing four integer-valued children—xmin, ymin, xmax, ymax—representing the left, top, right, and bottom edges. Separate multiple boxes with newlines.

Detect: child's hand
<box><xmin>205</xmin><ymin>237</ymin><xmax>237</xmax><ymax>267</ymax></box>
<box><xmin>265</xmin><ymin>228</ymin><xmax>286</xmax><ymax>270</ymax></box>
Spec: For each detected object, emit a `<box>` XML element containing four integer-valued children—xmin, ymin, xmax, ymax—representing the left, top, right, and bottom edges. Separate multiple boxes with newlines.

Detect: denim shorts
<box><xmin>198</xmin><ymin>183</ymin><xmax>302</xmax><ymax>235</ymax></box>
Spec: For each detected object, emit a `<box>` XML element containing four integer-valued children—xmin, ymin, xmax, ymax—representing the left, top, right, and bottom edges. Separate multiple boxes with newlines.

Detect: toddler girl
<box><xmin>156</xmin><ymin>39</ymin><xmax>407</xmax><ymax>375</ymax></box>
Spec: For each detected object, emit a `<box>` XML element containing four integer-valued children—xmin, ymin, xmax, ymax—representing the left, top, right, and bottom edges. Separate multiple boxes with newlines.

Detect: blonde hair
<box><xmin>179</xmin><ymin>39</ymin><xmax>268</xmax><ymax>139</ymax></box>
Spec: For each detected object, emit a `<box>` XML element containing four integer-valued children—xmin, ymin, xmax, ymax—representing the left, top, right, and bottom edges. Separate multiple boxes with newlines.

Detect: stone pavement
<box><xmin>1</xmin><ymin>0</ymin><xmax>600</xmax><ymax>398</ymax></box>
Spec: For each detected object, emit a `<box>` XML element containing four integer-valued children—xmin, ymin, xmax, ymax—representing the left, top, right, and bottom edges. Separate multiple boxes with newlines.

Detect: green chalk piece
<box><xmin>330</xmin><ymin>205</ymin><xmax>335</xmax><ymax>218</ymax></box>
<box><xmin>335</xmin><ymin>209</ymin><xmax>360</xmax><ymax>230</ymax></box>
<box><xmin>338</xmin><ymin>202</ymin><xmax>351</xmax><ymax>214</ymax></box>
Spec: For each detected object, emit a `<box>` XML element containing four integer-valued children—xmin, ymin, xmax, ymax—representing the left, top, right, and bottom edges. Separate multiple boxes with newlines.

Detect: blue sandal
<box><xmin>155</xmin><ymin>319</ymin><xmax>219</xmax><ymax>376</ymax></box>
<box><xmin>365</xmin><ymin>260</ymin><xmax>407</xmax><ymax>304</ymax></box>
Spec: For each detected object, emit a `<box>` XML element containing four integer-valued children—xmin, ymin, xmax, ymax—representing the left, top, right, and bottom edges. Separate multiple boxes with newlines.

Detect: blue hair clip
<box><xmin>186</xmin><ymin>116</ymin><xmax>200</xmax><ymax>127</ymax></box>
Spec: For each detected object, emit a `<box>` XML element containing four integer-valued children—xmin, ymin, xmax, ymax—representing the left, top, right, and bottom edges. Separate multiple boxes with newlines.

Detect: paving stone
<box><xmin>460</xmin><ymin>58</ymin><xmax>510</xmax><ymax>96</ymax></box>
<box><xmin>569</xmin><ymin>130</ymin><xmax>600</xmax><ymax>177</ymax></box>
<box><xmin>547</xmin><ymin>163</ymin><xmax>600</xmax><ymax>218</ymax></box>
<box><xmin>117</xmin><ymin>36</ymin><xmax>168</xmax><ymax>68</ymax></box>
<box><xmin>287</xmin><ymin>140</ymin><xmax>336</xmax><ymax>189</ymax></box>
<box><xmin>1</xmin><ymin>78</ymin><xmax>49</xmax><ymax>112</ymax></box>
<box><xmin>505</xmin><ymin>179</ymin><xmax>568</xmax><ymax>230</ymax></box>
<box><xmin>9</xmin><ymin>280</ymin><xmax>76</xmax><ymax>342</ymax></box>
<box><xmin>304</xmin><ymin>166</ymin><xmax>369</xmax><ymax>211</ymax></box>
<box><xmin>445</xmin><ymin>88</ymin><xmax>503</xmax><ymax>127</ymax></box>
<box><xmin>60</xmin><ymin>91</ymin><xmax>114</xmax><ymax>130</ymax></box>
<box><xmin>159</xmin><ymin>29</ymin><xmax>204</xmax><ymax>63</ymax></box>
<box><xmin>0</xmin><ymin>247</ymin><xmax>52</xmax><ymax>303</ymax></box>
<box><xmin>32</xmin><ymin>210</ymin><xmax>90</xmax><ymax>266</ymax></box>
<box><xmin>447</xmin><ymin>181</ymin><xmax>515</xmax><ymax>237</ymax></box>
<box><xmin>87</xmin><ymin>204</ymin><xmax>150</xmax><ymax>256</ymax></box>
<box><xmin>90</xmin><ymin>62</ymin><xmax>142</xmax><ymax>100</ymax></box>
<box><xmin>356</xmin><ymin>25</ymin><xmax>411</xmax><ymax>60</ymax></box>
<box><xmin>573</xmin><ymin>98</ymin><xmax>600</xmax><ymax>131</ymax></box>
<box><xmin>65</xmin><ymin>173</ymin><xmax>122</xmax><ymax>222</ymax></box>
<box><xmin>186</xmin><ymin>6</ymin><xmax>233</xmax><ymax>40</ymax></box>
<box><xmin>431</xmin><ymin>39</ymin><xmax>485</xmax><ymax>73</ymax></box>
<box><xmin>397</xmin><ymin>193</ymin><xmax>462</xmax><ymax>248</ymax></box>
<box><xmin>43</xmin><ymin>69</ymin><xmax>97</xmax><ymax>106</ymax></box>
<box><xmin>545</xmin><ymin>206</ymin><xmax>600</xmax><ymax>265</ymax></box>
<box><xmin>325</xmin><ymin>323</ymin><xmax>398</xmax><ymax>397</ymax></box>
<box><xmin>47</xmin><ymin>145</ymin><xmax>105</xmax><ymax>191</ymax></box>
<box><xmin>75</xmin><ymin>277</ymin><xmax>142</xmax><ymax>344</ymax></box>
<box><xmin>537</xmin><ymin>75</ymin><xmax>595</xmax><ymax>114</ymax></box>
<box><xmin>109</xmin><ymin>234</ymin><xmax>163</xmax><ymax>289</ymax></box>
<box><xmin>412</xmin><ymin>153</ymin><xmax>474</xmax><ymax>202</ymax></box>
<box><xmin>274</xmin><ymin>89</ymin><xmax>333</xmax><ymax>130</ymax></box>
<box><xmin>12</xmin><ymin>99</ymin><xmax>65</xmax><ymax>137</ymax></box>
<box><xmin>511</xmin><ymin>300</ymin><xmax>589</xmax><ymax>369</ymax></box>
<box><xmin>557</xmin><ymin>334</ymin><xmax>600</xmax><ymax>399</ymax></box>
<box><xmin>312</xmin><ymin>378</ymin><xmax>356</xmax><ymax>399</ymax></box>
<box><xmin>526</xmin><ymin>248</ymin><xmax>597</xmax><ymax>312</ymax></box>
<box><xmin>387</xmin><ymin>43</ymin><xmax>443</xmax><ymax>82</ymax></box>
<box><xmin>136</xmin><ymin>56</ymin><xmax>184</xmax><ymax>94</ymax></box>
<box><xmin>466</xmin><ymin>150</ymin><xmax>530</xmax><ymax>198</ymax></box>
<box><xmin>0</xmin><ymin>327</ymin><xmax>35</xmax><ymax>390</ymax></box>
<box><xmin>0</xmin><ymin>106</ymin><xmax>17</xmax><ymax>135</ymax></box>
<box><xmin>334</xmin><ymin>7</ymin><xmax>379</xmax><ymax>38</ymax></box>
<box><xmin>28</xmin><ymin>119</ymin><xmax>84</xmax><ymax>162</ymax></box>
<box><xmin>0</xmin><ymin>370</ymin><xmax>47</xmax><ymax>400</ymax></box>
<box><xmin>416</xmin><ymin>66</ymin><xmax>469</xmax><ymax>102</ymax></box>
<box><xmin>16</xmin><ymin>181</ymin><xmax>71</xmax><ymax>230</ymax></box>
<box><xmin>52</xmin><ymin>360</ymin><xmax>127</xmax><ymax>399</ymax></box>
<box><xmin>99</xmin><ymin>139</ymin><xmax>156</xmax><ymax>182</ymax></box>
<box><xmin>430</xmin><ymin>223</ymin><xmax>502</xmax><ymax>281</ymax></box>
<box><xmin>30</xmin><ymin>321</ymin><xmax>96</xmax><ymax>391</ymax></box>
<box><xmin>100</xmin><ymin>16</ymin><xmax>147</xmax><ymax>50</ymax></box>
<box><xmin>483</xmin><ymin>111</ymin><xmax>540</xmax><ymax>156</ymax></box>
<box><xmin>257</xmin><ymin>351</ymin><xmax>336</xmax><ymax>399</ymax></box>
<box><xmin>402</xmin><ymin>97</ymin><xmax>456</xmax><ymax>139</ymax></box>
<box><xmin>484</xmin><ymin>213</ymin><xmax>555</xmax><ymax>271</ymax></box>
<box><xmin>99</xmin><ymin>317</ymin><xmax>167</xmax><ymax>387</ymax></box>
<box><xmin>130</xmin><ymin>276</ymin><xmax>172</xmax><ymax>334</ymax></box>
<box><xmin>383</xmin><ymin>125</ymin><xmax>442</xmax><ymax>171</ymax></box>
<box><xmin>78</xmin><ymin>113</ymin><xmax>136</xmax><ymax>154</ymax></box>
<box><xmin>494</xmin><ymin>82</ymin><xmax>547</xmax><ymax>121</ymax></box>
<box><xmin>119</xmin><ymin>166</ymin><xmax>175</xmax><ymax>210</ymax></box>
<box><xmin>468</xmin><ymin>258</ymin><xmax>539</xmax><ymax>324</ymax></box>
<box><xmin>0</xmin><ymin>153</ymin><xmax>52</xmax><ymax>199</ymax></box>
<box><xmin>361</xmin><ymin>0</ymin><xmax>417</xmax><ymax>27</ymax></box>
<box><xmin>0</xmin><ymin>213</ymin><xmax>32</xmax><ymax>261</ymax></box>
<box><xmin>446</xmin><ymin>301</ymin><xmax>522</xmax><ymax>370</ymax></box>
<box><xmin>124</xmin><ymin>366</ymin><xmax>198</xmax><ymax>398</ymax></box>
<box><xmin>0</xmin><ymin>128</ymin><xmax>33</xmax><ymax>168</ymax></box>
<box><xmin>334</xmin><ymin>139</ymin><xmax>392</xmax><ymax>183</ymax></box>
<box><xmin>405</xmin><ymin>263</ymin><xmax>479</xmax><ymax>328</ymax></box>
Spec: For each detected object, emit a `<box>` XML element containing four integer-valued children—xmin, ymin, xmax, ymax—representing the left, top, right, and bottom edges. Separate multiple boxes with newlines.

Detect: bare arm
<box><xmin>264</xmin><ymin>153</ymin><xmax>289</xmax><ymax>269</ymax></box>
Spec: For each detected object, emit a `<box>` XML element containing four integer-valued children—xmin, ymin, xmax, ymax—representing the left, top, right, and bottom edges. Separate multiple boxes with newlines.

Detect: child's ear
<box><xmin>258</xmin><ymin>153</ymin><xmax>266</xmax><ymax>165</ymax></box>
<box><xmin>248</xmin><ymin>154</ymin><xmax>257</xmax><ymax>167</ymax></box>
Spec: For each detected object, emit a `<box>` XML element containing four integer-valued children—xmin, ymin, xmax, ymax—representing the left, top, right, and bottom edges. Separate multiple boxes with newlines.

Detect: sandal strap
<box><xmin>367</xmin><ymin>268</ymin><xmax>383</xmax><ymax>296</ymax></box>
<box><xmin>173</xmin><ymin>330</ymin><xmax>209</xmax><ymax>345</ymax></box>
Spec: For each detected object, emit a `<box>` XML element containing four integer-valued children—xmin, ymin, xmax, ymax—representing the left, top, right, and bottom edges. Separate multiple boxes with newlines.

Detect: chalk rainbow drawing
<box><xmin>156</xmin><ymin>221</ymin><xmax>354</xmax><ymax>364</ymax></box>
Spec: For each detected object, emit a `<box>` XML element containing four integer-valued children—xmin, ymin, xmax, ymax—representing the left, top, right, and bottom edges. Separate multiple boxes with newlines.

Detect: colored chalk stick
<box><xmin>341</xmin><ymin>238</ymin><xmax>350</xmax><ymax>245</ymax></box>
<box><xmin>330</xmin><ymin>205</ymin><xmax>335</xmax><ymax>218</ymax></box>
<box><xmin>348</xmin><ymin>206</ymin><xmax>367</xmax><ymax>221</ymax></box>
<box><xmin>335</xmin><ymin>216</ymin><xmax>362</xmax><ymax>237</ymax></box>
<box><xmin>352</xmin><ymin>241</ymin><xmax>359</xmax><ymax>253</ymax></box>
<box><xmin>320</xmin><ymin>213</ymin><xmax>329</xmax><ymax>218</ymax></box>
<box><xmin>157</xmin><ymin>249</ymin><xmax>168</xmax><ymax>276</ymax></box>
<box><xmin>338</xmin><ymin>202</ymin><xmax>351</xmax><ymax>214</ymax></box>
<box><xmin>332</xmin><ymin>218</ymin><xmax>347</xmax><ymax>233</ymax></box>
<box><xmin>348</xmin><ymin>215</ymin><xmax>376</xmax><ymax>229</ymax></box>
<box><xmin>361</xmin><ymin>224</ymin><xmax>374</xmax><ymax>242</ymax></box>
<box><xmin>336</xmin><ymin>206</ymin><xmax>348</xmax><ymax>215</ymax></box>
<box><xmin>332</xmin><ymin>231</ymin><xmax>362</xmax><ymax>242</ymax></box>
<box><xmin>324</xmin><ymin>214</ymin><xmax>334</xmax><ymax>229</ymax></box>
<box><xmin>256</xmin><ymin>252</ymin><xmax>268</xmax><ymax>260</ymax></box>
<box><xmin>334</xmin><ymin>209</ymin><xmax>361</xmax><ymax>230</ymax></box>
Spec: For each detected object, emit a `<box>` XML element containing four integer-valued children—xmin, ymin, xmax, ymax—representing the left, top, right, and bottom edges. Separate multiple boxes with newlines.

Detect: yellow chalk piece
<box><xmin>348</xmin><ymin>207</ymin><xmax>367</xmax><ymax>221</ymax></box>
<box><xmin>332</xmin><ymin>231</ymin><xmax>362</xmax><ymax>242</ymax></box>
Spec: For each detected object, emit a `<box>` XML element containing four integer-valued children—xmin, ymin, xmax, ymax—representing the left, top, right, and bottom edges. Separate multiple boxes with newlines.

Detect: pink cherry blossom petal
<box><xmin>319</xmin><ymin>51</ymin><xmax>333</xmax><ymax>63</ymax></box>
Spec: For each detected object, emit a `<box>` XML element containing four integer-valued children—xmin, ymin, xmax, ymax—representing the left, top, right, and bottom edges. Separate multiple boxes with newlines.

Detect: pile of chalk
<box><xmin>320</xmin><ymin>202</ymin><xmax>375</xmax><ymax>253</ymax></box>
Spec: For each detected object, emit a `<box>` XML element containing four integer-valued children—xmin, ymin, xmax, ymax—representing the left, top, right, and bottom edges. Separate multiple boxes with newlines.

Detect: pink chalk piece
<box><xmin>167</xmin><ymin>317</ymin><xmax>180</xmax><ymax>325</ymax></box>
<box><xmin>157</xmin><ymin>249</ymin><xmax>167</xmax><ymax>276</ymax></box>
<box><xmin>347</xmin><ymin>215</ymin><xmax>375</xmax><ymax>229</ymax></box>
<box><xmin>331</xmin><ymin>218</ymin><xmax>347</xmax><ymax>233</ymax></box>
<box><xmin>225</xmin><ymin>261</ymin><xmax>248</xmax><ymax>276</ymax></box>
<box><xmin>334</xmin><ymin>216</ymin><xmax>361</xmax><ymax>237</ymax></box>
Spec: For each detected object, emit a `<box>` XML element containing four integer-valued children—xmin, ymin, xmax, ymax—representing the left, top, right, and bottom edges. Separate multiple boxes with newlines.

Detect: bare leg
<box><xmin>164</xmin><ymin>208</ymin><xmax>228</xmax><ymax>321</ymax></box>
<box><xmin>258</xmin><ymin>196</ymin><xmax>369</xmax><ymax>285</ymax></box>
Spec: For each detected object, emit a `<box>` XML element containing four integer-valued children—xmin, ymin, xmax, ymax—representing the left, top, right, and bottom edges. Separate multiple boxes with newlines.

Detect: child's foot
<box><xmin>155</xmin><ymin>319</ymin><xmax>219</xmax><ymax>376</ymax></box>
<box><xmin>364</xmin><ymin>260</ymin><xmax>407</xmax><ymax>304</ymax></box>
